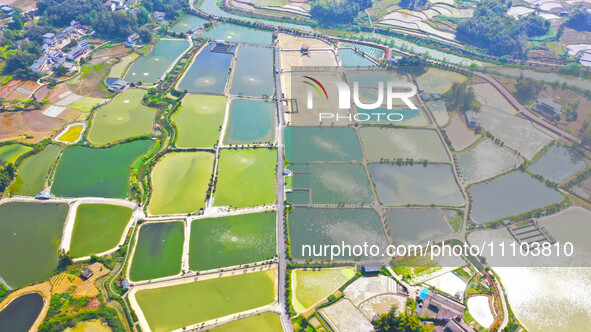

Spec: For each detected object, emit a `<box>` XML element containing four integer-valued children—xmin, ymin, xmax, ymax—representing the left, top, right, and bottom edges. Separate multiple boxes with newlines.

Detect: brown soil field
<box><xmin>0</xmin><ymin>110</ymin><xmax>64</xmax><ymax>142</ymax></box>
<box><xmin>34</xmin><ymin>85</ymin><xmax>50</xmax><ymax>100</ymax></box>
<box><xmin>0</xmin><ymin>80</ymin><xmax>22</xmax><ymax>99</ymax></box>
<box><xmin>92</xmin><ymin>45</ymin><xmax>131</xmax><ymax>59</ymax></box>
<box><xmin>542</xmin><ymin>85</ymin><xmax>591</xmax><ymax>134</ymax></box>
<box><xmin>560</xmin><ymin>27</ymin><xmax>591</xmax><ymax>45</ymax></box>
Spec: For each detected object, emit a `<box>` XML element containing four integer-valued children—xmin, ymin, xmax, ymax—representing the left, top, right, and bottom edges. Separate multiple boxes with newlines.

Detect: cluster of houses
<box><xmin>30</xmin><ymin>20</ymin><xmax>90</xmax><ymax>74</ymax></box>
<box><xmin>418</xmin><ymin>289</ymin><xmax>476</xmax><ymax>332</ymax></box>
<box><xmin>0</xmin><ymin>4</ymin><xmax>14</xmax><ymax>17</ymax></box>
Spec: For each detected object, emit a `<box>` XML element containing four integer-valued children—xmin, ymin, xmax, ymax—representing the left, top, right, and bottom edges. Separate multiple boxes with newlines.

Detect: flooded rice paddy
<box><xmin>124</xmin><ymin>39</ymin><xmax>190</xmax><ymax>84</ymax></box>
<box><xmin>0</xmin><ymin>202</ymin><xmax>68</xmax><ymax>288</ymax></box>
<box><xmin>456</xmin><ymin>139</ymin><xmax>522</xmax><ymax>184</ymax></box>
<box><xmin>130</xmin><ymin>222</ymin><xmax>184</xmax><ymax>281</ymax></box>
<box><xmin>223</xmin><ymin>99</ymin><xmax>275</xmax><ymax>145</ymax></box>
<box><xmin>52</xmin><ymin>140</ymin><xmax>153</xmax><ymax>198</ymax></box>
<box><xmin>69</xmin><ymin>204</ymin><xmax>133</xmax><ymax>258</ymax></box>
<box><xmin>173</xmin><ymin>94</ymin><xmax>226</xmax><ymax>148</ymax></box>
<box><xmin>148</xmin><ymin>152</ymin><xmax>215</xmax><ymax>215</ymax></box>
<box><xmin>11</xmin><ymin>144</ymin><xmax>62</xmax><ymax>196</ymax></box>
<box><xmin>189</xmin><ymin>212</ymin><xmax>276</xmax><ymax>270</ymax></box>
<box><xmin>88</xmin><ymin>89</ymin><xmax>157</xmax><ymax>145</ymax></box>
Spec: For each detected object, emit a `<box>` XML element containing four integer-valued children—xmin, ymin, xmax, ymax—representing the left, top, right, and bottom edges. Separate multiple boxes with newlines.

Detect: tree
<box><xmin>310</xmin><ymin>0</ymin><xmax>372</xmax><ymax>26</ymax></box>
<box><xmin>138</xmin><ymin>27</ymin><xmax>152</xmax><ymax>43</ymax></box>
<box><xmin>443</xmin><ymin>82</ymin><xmax>476</xmax><ymax>112</ymax></box>
<box><xmin>514</xmin><ymin>76</ymin><xmax>542</xmax><ymax>102</ymax></box>
<box><xmin>581</xmin><ymin>121</ymin><xmax>591</xmax><ymax>146</ymax></box>
<box><xmin>373</xmin><ymin>307</ymin><xmax>427</xmax><ymax>332</ymax></box>
<box><xmin>521</xmin><ymin>13</ymin><xmax>551</xmax><ymax>37</ymax></box>
<box><xmin>54</xmin><ymin>65</ymin><xmax>69</xmax><ymax>77</ymax></box>
<box><xmin>566</xmin><ymin>7</ymin><xmax>591</xmax><ymax>31</ymax></box>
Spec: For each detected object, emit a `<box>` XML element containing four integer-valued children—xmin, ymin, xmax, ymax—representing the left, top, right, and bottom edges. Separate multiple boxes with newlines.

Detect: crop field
<box><xmin>109</xmin><ymin>53</ymin><xmax>139</xmax><ymax>78</ymax></box>
<box><xmin>416</xmin><ymin>68</ymin><xmax>467</xmax><ymax>94</ymax></box>
<box><xmin>69</xmin><ymin>204</ymin><xmax>133</xmax><ymax>258</ymax></box>
<box><xmin>0</xmin><ymin>144</ymin><xmax>32</xmax><ymax>164</ymax></box>
<box><xmin>148</xmin><ymin>152</ymin><xmax>215</xmax><ymax>215</ymax></box>
<box><xmin>444</xmin><ymin>114</ymin><xmax>480</xmax><ymax>151</ymax></box>
<box><xmin>369</xmin><ymin>163</ymin><xmax>465</xmax><ymax>206</ymax></box>
<box><xmin>88</xmin><ymin>89</ymin><xmax>157</xmax><ymax>145</ymax></box>
<box><xmin>56</xmin><ymin>125</ymin><xmax>84</xmax><ymax>143</ymax></box>
<box><xmin>189</xmin><ymin>212</ymin><xmax>276</xmax><ymax>270</ymax></box>
<box><xmin>472</xmin><ymin>83</ymin><xmax>517</xmax><ymax>114</ymax></box>
<box><xmin>358</xmin><ymin>127</ymin><xmax>450</xmax><ymax>163</ymax></box>
<box><xmin>68</xmin><ymin>61</ymin><xmax>112</xmax><ymax>98</ymax></box>
<box><xmin>289</xmin><ymin>208</ymin><xmax>389</xmax><ymax>260</ymax></box>
<box><xmin>306</xmin><ymin>163</ymin><xmax>374</xmax><ymax>205</ymax></box>
<box><xmin>224</xmin><ymin>99</ymin><xmax>275</xmax><ymax>145</ymax></box>
<box><xmin>173</xmin><ymin>94</ymin><xmax>226</xmax><ymax>148</ymax></box>
<box><xmin>291</xmin><ymin>267</ymin><xmax>355</xmax><ymax>312</ymax></box>
<box><xmin>67</xmin><ymin>96</ymin><xmax>105</xmax><ymax>113</ymax></box>
<box><xmin>11</xmin><ymin>145</ymin><xmax>62</xmax><ymax>196</ymax></box>
<box><xmin>130</xmin><ymin>222</ymin><xmax>184</xmax><ymax>281</ymax></box>
<box><xmin>52</xmin><ymin>140</ymin><xmax>153</xmax><ymax>198</ymax></box>
<box><xmin>124</xmin><ymin>39</ymin><xmax>190</xmax><ymax>84</ymax></box>
<box><xmin>208</xmin><ymin>312</ymin><xmax>282</xmax><ymax>332</ymax></box>
<box><xmin>385</xmin><ymin>208</ymin><xmax>451</xmax><ymax>245</ymax></box>
<box><xmin>285</xmin><ymin>127</ymin><xmax>363</xmax><ymax>163</ymax></box>
<box><xmin>214</xmin><ymin>149</ymin><xmax>276</xmax><ymax>208</ymax></box>
<box><xmin>134</xmin><ymin>269</ymin><xmax>276</xmax><ymax>332</ymax></box>
<box><xmin>426</xmin><ymin>101</ymin><xmax>449</xmax><ymax>126</ymax></box>
<box><xmin>0</xmin><ymin>202</ymin><xmax>69</xmax><ymax>288</ymax></box>
<box><xmin>456</xmin><ymin>139</ymin><xmax>522</xmax><ymax>183</ymax></box>
<box><xmin>0</xmin><ymin>110</ymin><xmax>64</xmax><ymax>143</ymax></box>
<box><xmin>392</xmin><ymin>255</ymin><xmax>441</xmax><ymax>282</ymax></box>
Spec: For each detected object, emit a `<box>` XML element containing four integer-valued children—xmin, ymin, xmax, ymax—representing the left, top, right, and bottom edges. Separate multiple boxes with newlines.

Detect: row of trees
<box><xmin>456</xmin><ymin>0</ymin><xmax>550</xmax><ymax>56</ymax></box>
<box><xmin>443</xmin><ymin>82</ymin><xmax>476</xmax><ymax>112</ymax></box>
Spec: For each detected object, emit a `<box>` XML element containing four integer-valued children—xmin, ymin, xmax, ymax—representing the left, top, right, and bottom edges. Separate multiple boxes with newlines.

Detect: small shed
<box><xmin>361</xmin><ymin>261</ymin><xmax>384</xmax><ymax>274</ymax></box>
<box><xmin>81</xmin><ymin>266</ymin><xmax>94</xmax><ymax>279</ymax></box>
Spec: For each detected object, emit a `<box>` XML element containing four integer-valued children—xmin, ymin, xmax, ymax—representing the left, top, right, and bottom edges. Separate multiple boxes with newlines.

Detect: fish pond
<box><xmin>88</xmin><ymin>89</ymin><xmax>157</xmax><ymax>145</ymax></box>
<box><xmin>469</xmin><ymin>171</ymin><xmax>564</xmax><ymax>224</ymax></box>
<box><xmin>369</xmin><ymin>164</ymin><xmax>465</xmax><ymax>207</ymax></box>
<box><xmin>189</xmin><ymin>212</ymin><xmax>276</xmax><ymax>271</ymax></box>
<box><xmin>52</xmin><ymin>140</ymin><xmax>153</xmax><ymax>198</ymax></box>
<box><xmin>199</xmin><ymin>23</ymin><xmax>273</xmax><ymax>45</ymax></box>
<box><xmin>306</xmin><ymin>163</ymin><xmax>374</xmax><ymax>205</ymax></box>
<box><xmin>0</xmin><ymin>202</ymin><xmax>68</xmax><ymax>288</ymax></box>
<box><xmin>170</xmin><ymin>14</ymin><xmax>208</xmax><ymax>33</ymax></box>
<box><xmin>149</xmin><ymin>152</ymin><xmax>215</xmax><ymax>215</ymax></box>
<box><xmin>11</xmin><ymin>144</ymin><xmax>62</xmax><ymax>196</ymax></box>
<box><xmin>285</xmin><ymin>127</ymin><xmax>363</xmax><ymax>163</ymax></box>
<box><xmin>359</xmin><ymin>127</ymin><xmax>450</xmax><ymax>163</ymax></box>
<box><xmin>292</xmin><ymin>267</ymin><xmax>356</xmax><ymax>312</ymax></box>
<box><xmin>0</xmin><ymin>144</ymin><xmax>32</xmax><ymax>164</ymax></box>
<box><xmin>177</xmin><ymin>43</ymin><xmax>233</xmax><ymax>94</ymax></box>
<box><xmin>124</xmin><ymin>39</ymin><xmax>190</xmax><ymax>84</ymax></box>
<box><xmin>134</xmin><ymin>269</ymin><xmax>276</xmax><ymax>332</ymax></box>
<box><xmin>338</xmin><ymin>48</ymin><xmax>376</xmax><ymax>67</ymax></box>
<box><xmin>130</xmin><ymin>222</ymin><xmax>184</xmax><ymax>281</ymax></box>
<box><xmin>230</xmin><ymin>46</ymin><xmax>274</xmax><ymax>97</ymax></box>
<box><xmin>385</xmin><ymin>208</ymin><xmax>451</xmax><ymax>245</ymax></box>
<box><xmin>207</xmin><ymin>312</ymin><xmax>282</xmax><ymax>332</ymax></box>
<box><xmin>223</xmin><ymin>99</ymin><xmax>275</xmax><ymax>145</ymax></box>
<box><xmin>456</xmin><ymin>139</ymin><xmax>522</xmax><ymax>184</ymax></box>
<box><xmin>0</xmin><ymin>293</ymin><xmax>44</xmax><ymax>332</ymax></box>
<box><xmin>289</xmin><ymin>207</ymin><xmax>388</xmax><ymax>260</ymax></box>
<box><xmin>173</xmin><ymin>94</ymin><xmax>226</xmax><ymax>148</ymax></box>
<box><xmin>528</xmin><ymin>145</ymin><xmax>587</xmax><ymax>183</ymax></box>
<box><xmin>214</xmin><ymin>148</ymin><xmax>276</xmax><ymax>208</ymax></box>
<box><xmin>69</xmin><ymin>204</ymin><xmax>133</xmax><ymax>258</ymax></box>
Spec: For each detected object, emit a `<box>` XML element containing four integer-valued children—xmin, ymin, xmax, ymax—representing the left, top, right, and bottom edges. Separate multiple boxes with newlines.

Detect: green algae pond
<box><xmin>189</xmin><ymin>212</ymin><xmax>276</xmax><ymax>271</ymax></box>
<box><xmin>148</xmin><ymin>152</ymin><xmax>215</xmax><ymax>215</ymax></box>
<box><xmin>385</xmin><ymin>208</ymin><xmax>451</xmax><ymax>245</ymax></box>
<box><xmin>230</xmin><ymin>46</ymin><xmax>274</xmax><ymax>97</ymax></box>
<box><xmin>173</xmin><ymin>94</ymin><xmax>226</xmax><ymax>148</ymax></box>
<box><xmin>359</xmin><ymin>127</ymin><xmax>450</xmax><ymax>163</ymax></box>
<box><xmin>214</xmin><ymin>148</ymin><xmax>276</xmax><ymax>208</ymax></box>
<box><xmin>177</xmin><ymin>43</ymin><xmax>234</xmax><ymax>94</ymax></box>
<box><xmin>292</xmin><ymin>267</ymin><xmax>356</xmax><ymax>312</ymax></box>
<box><xmin>124</xmin><ymin>39</ymin><xmax>190</xmax><ymax>84</ymax></box>
<box><xmin>368</xmin><ymin>163</ymin><xmax>464</xmax><ymax>207</ymax></box>
<box><xmin>134</xmin><ymin>269</ymin><xmax>276</xmax><ymax>332</ymax></box>
<box><xmin>52</xmin><ymin>140</ymin><xmax>153</xmax><ymax>198</ymax></box>
<box><xmin>469</xmin><ymin>171</ymin><xmax>565</xmax><ymax>224</ymax></box>
<box><xmin>64</xmin><ymin>319</ymin><xmax>112</xmax><ymax>332</ymax></box>
<box><xmin>207</xmin><ymin>312</ymin><xmax>282</xmax><ymax>332</ymax></box>
<box><xmin>199</xmin><ymin>23</ymin><xmax>273</xmax><ymax>45</ymax></box>
<box><xmin>289</xmin><ymin>207</ymin><xmax>389</xmax><ymax>260</ymax></box>
<box><xmin>88</xmin><ymin>89</ymin><xmax>157</xmax><ymax>145</ymax></box>
<box><xmin>0</xmin><ymin>293</ymin><xmax>44</xmax><ymax>332</ymax></box>
<box><xmin>11</xmin><ymin>144</ymin><xmax>62</xmax><ymax>196</ymax></box>
<box><xmin>69</xmin><ymin>204</ymin><xmax>133</xmax><ymax>258</ymax></box>
<box><xmin>0</xmin><ymin>202</ymin><xmax>68</xmax><ymax>288</ymax></box>
<box><xmin>0</xmin><ymin>144</ymin><xmax>32</xmax><ymax>165</ymax></box>
<box><xmin>224</xmin><ymin>99</ymin><xmax>275</xmax><ymax>145</ymax></box>
<box><xmin>130</xmin><ymin>222</ymin><xmax>184</xmax><ymax>281</ymax></box>
<box><xmin>307</xmin><ymin>163</ymin><xmax>373</xmax><ymax>205</ymax></box>
<box><xmin>285</xmin><ymin>127</ymin><xmax>363</xmax><ymax>163</ymax></box>
<box><xmin>170</xmin><ymin>14</ymin><xmax>208</xmax><ymax>33</ymax></box>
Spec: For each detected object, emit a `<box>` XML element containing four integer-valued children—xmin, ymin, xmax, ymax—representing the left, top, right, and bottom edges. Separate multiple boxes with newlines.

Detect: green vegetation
<box><xmin>310</xmin><ymin>0</ymin><xmax>372</xmax><ymax>26</ymax></box>
<box><xmin>130</xmin><ymin>222</ymin><xmax>184</xmax><ymax>281</ymax></box>
<box><xmin>291</xmin><ymin>268</ymin><xmax>355</xmax><ymax>312</ymax></box>
<box><xmin>443</xmin><ymin>82</ymin><xmax>476</xmax><ymax>113</ymax></box>
<box><xmin>207</xmin><ymin>313</ymin><xmax>282</xmax><ymax>331</ymax></box>
<box><xmin>373</xmin><ymin>307</ymin><xmax>426</xmax><ymax>332</ymax></box>
<box><xmin>392</xmin><ymin>255</ymin><xmax>440</xmax><ymax>283</ymax></box>
<box><xmin>148</xmin><ymin>152</ymin><xmax>215</xmax><ymax>215</ymax></box>
<box><xmin>134</xmin><ymin>270</ymin><xmax>276</xmax><ymax>332</ymax></box>
<box><xmin>57</xmin><ymin>125</ymin><xmax>84</xmax><ymax>143</ymax></box>
<box><xmin>52</xmin><ymin>140</ymin><xmax>153</xmax><ymax>198</ymax></box>
<box><xmin>214</xmin><ymin>148</ymin><xmax>276</xmax><ymax>208</ymax></box>
<box><xmin>173</xmin><ymin>94</ymin><xmax>226</xmax><ymax>148</ymax></box>
<box><xmin>189</xmin><ymin>213</ymin><xmax>276</xmax><ymax>271</ymax></box>
<box><xmin>69</xmin><ymin>204</ymin><xmax>133</xmax><ymax>258</ymax></box>
<box><xmin>566</xmin><ymin>7</ymin><xmax>591</xmax><ymax>31</ymax></box>
<box><xmin>0</xmin><ymin>144</ymin><xmax>33</xmax><ymax>165</ymax></box>
<box><xmin>0</xmin><ymin>163</ymin><xmax>16</xmax><ymax>194</ymax></box>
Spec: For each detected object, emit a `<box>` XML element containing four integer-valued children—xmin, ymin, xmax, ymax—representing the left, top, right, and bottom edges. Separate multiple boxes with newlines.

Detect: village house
<box><xmin>418</xmin><ymin>289</ymin><xmax>467</xmax><ymax>321</ymax></box>
<box><xmin>108</xmin><ymin>79</ymin><xmax>128</xmax><ymax>93</ymax></box>
<box><xmin>80</xmin><ymin>266</ymin><xmax>94</xmax><ymax>280</ymax></box>
<box><xmin>1</xmin><ymin>5</ymin><xmax>14</xmax><ymax>16</ymax></box>
<box><xmin>126</xmin><ymin>32</ymin><xmax>140</xmax><ymax>47</ymax></box>
<box><xmin>104</xmin><ymin>0</ymin><xmax>127</xmax><ymax>11</ymax></box>
<box><xmin>534</xmin><ymin>96</ymin><xmax>562</xmax><ymax>120</ymax></box>
<box><xmin>30</xmin><ymin>55</ymin><xmax>49</xmax><ymax>73</ymax></box>
<box><xmin>153</xmin><ymin>11</ymin><xmax>166</xmax><ymax>21</ymax></box>
<box><xmin>464</xmin><ymin>110</ymin><xmax>480</xmax><ymax>128</ymax></box>
<box><xmin>43</xmin><ymin>32</ymin><xmax>57</xmax><ymax>45</ymax></box>
<box><xmin>361</xmin><ymin>262</ymin><xmax>385</xmax><ymax>274</ymax></box>
<box><xmin>66</xmin><ymin>40</ymin><xmax>89</xmax><ymax>60</ymax></box>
